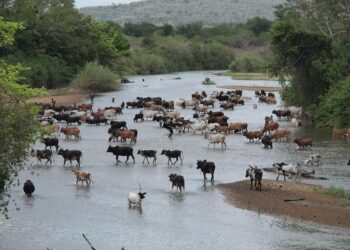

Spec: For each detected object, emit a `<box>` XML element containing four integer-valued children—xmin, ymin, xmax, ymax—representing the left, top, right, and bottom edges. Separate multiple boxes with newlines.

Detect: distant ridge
<box><xmin>80</xmin><ymin>0</ymin><xmax>286</xmax><ymax>26</ymax></box>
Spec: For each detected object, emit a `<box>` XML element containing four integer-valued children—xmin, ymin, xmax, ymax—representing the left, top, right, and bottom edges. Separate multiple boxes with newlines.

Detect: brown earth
<box><xmin>217</xmin><ymin>180</ymin><xmax>350</xmax><ymax>228</ymax></box>
<box><xmin>218</xmin><ymin>85</ymin><xmax>281</xmax><ymax>92</ymax></box>
<box><xmin>29</xmin><ymin>88</ymin><xmax>89</xmax><ymax>106</ymax></box>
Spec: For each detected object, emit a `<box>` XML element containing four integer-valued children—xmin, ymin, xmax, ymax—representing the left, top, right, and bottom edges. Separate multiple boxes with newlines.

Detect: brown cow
<box><xmin>243</xmin><ymin>130</ymin><xmax>263</xmax><ymax>142</ymax></box>
<box><xmin>213</xmin><ymin>125</ymin><xmax>229</xmax><ymax>134</ymax></box>
<box><xmin>220</xmin><ymin>102</ymin><xmax>234</xmax><ymax>110</ymax></box>
<box><xmin>61</xmin><ymin>127</ymin><xmax>81</xmax><ymax>139</ymax></box>
<box><xmin>78</xmin><ymin>103</ymin><xmax>93</xmax><ymax>112</ymax></box>
<box><xmin>200</xmin><ymin>99</ymin><xmax>215</xmax><ymax>108</ymax></box>
<box><xmin>104</xmin><ymin>106</ymin><xmax>123</xmax><ymax>114</ymax></box>
<box><xmin>92</xmin><ymin>111</ymin><xmax>104</xmax><ymax>120</ymax></box>
<box><xmin>116</xmin><ymin>129</ymin><xmax>137</xmax><ymax>143</ymax></box>
<box><xmin>266</xmin><ymin>97</ymin><xmax>277</xmax><ymax>104</ymax></box>
<box><xmin>332</xmin><ymin>128</ymin><xmax>346</xmax><ymax>141</ymax></box>
<box><xmin>272</xmin><ymin>109</ymin><xmax>291</xmax><ymax>120</ymax></box>
<box><xmin>272</xmin><ymin>129</ymin><xmax>291</xmax><ymax>142</ymax></box>
<box><xmin>263</xmin><ymin>121</ymin><xmax>279</xmax><ymax>135</ymax></box>
<box><xmin>228</xmin><ymin>122</ymin><xmax>248</xmax><ymax>134</ymax></box>
<box><xmin>74</xmin><ymin>170</ymin><xmax>91</xmax><ymax>186</ymax></box>
<box><xmin>213</xmin><ymin>115</ymin><xmax>229</xmax><ymax>123</ymax></box>
<box><xmin>294</xmin><ymin>138</ymin><xmax>313</xmax><ymax>148</ymax></box>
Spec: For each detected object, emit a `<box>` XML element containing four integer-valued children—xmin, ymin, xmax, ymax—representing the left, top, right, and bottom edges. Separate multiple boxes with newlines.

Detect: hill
<box><xmin>80</xmin><ymin>0</ymin><xmax>286</xmax><ymax>26</ymax></box>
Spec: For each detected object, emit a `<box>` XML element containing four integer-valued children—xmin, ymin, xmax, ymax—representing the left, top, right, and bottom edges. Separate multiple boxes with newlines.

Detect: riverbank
<box><xmin>29</xmin><ymin>88</ymin><xmax>88</xmax><ymax>106</ymax></box>
<box><xmin>218</xmin><ymin>85</ymin><xmax>281</xmax><ymax>92</ymax></box>
<box><xmin>217</xmin><ymin>180</ymin><xmax>350</xmax><ymax>228</ymax></box>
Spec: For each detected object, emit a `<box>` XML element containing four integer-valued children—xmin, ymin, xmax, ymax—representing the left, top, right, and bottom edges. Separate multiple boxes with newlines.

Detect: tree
<box><xmin>0</xmin><ymin>17</ymin><xmax>44</xmax><ymax>218</ymax></box>
<box><xmin>177</xmin><ymin>21</ymin><xmax>203</xmax><ymax>38</ymax></box>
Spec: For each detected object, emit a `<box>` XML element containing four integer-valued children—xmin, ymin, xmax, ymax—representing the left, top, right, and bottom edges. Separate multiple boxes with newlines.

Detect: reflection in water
<box><xmin>74</xmin><ymin>185</ymin><xmax>91</xmax><ymax>199</ymax></box>
<box><xmin>168</xmin><ymin>191</ymin><xmax>185</xmax><ymax>202</ymax></box>
<box><xmin>128</xmin><ymin>205</ymin><xmax>143</xmax><ymax>215</ymax></box>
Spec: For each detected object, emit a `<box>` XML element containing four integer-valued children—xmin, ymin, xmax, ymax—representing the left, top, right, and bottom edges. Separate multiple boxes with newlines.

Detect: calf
<box><xmin>168</xmin><ymin>174</ymin><xmax>185</xmax><ymax>192</ymax></box>
<box><xmin>245</xmin><ymin>166</ymin><xmax>263</xmax><ymax>191</ymax></box>
<box><xmin>161</xmin><ymin>150</ymin><xmax>183</xmax><ymax>165</ymax></box>
<box><xmin>128</xmin><ymin>192</ymin><xmax>146</xmax><ymax>207</ymax></box>
<box><xmin>137</xmin><ymin>149</ymin><xmax>157</xmax><ymax>164</ymax></box>
<box><xmin>74</xmin><ymin>170</ymin><xmax>91</xmax><ymax>186</ymax></box>
<box><xmin>197</xmin><ymin>160</ymin><xmax>215</xmax><ymax>182</ymax></box>
<box><xmin>43</xmin><ymin>137</ymin><xmax>59</xmax><ymax>151</ymax></box>
<box><xmin>58</xmin><ymin>149</ymin><xmax>82</xmax><ymax>167</ymax></box>
<box><xmin>23</xmin><ymin>180</ymin><xmax>35</xmax><ymax>197</ymax></box>
<box><xmin>262</xmin><ymin>136</ymin><xmax>273</xmax><ymax>149</ymax></box>
<box><xmin>107</xmin><ymin>145</ymin><xmax>135</xmax><ymax>164</ymax></box>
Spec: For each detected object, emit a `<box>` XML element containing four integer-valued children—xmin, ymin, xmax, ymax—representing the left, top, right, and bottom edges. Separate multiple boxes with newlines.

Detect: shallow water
<box><xmin>0</xmin><ymin>71</ymin><xmax>349</xmax><ymax>250</ymax></box>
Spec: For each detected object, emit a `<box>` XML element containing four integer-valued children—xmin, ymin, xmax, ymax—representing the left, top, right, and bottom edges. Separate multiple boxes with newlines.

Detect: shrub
<box><xmin>72</xmin><ymin>62</ymin><xmax>119</xmax><ymax>92</ymax></box>
<box><xmin>328</xmin><ymin>186</ymin><xmax>350</xmax><ymax>200</ymax></box>
<box><xmin>229</xmin><ymin>53</ymin><xmax>265</xmax><ymax>73</ymax></box>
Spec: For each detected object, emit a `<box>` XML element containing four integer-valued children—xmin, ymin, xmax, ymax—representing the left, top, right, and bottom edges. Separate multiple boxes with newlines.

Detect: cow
<box><xmin>31</xmin><ymin>149</ymin><xmax>53</xmax><ymax>165</ymax></box>
<box><xmin>168</xmin><ymin>174</ymin><xmax>185</xmax><ymax>192</ymax></box>
<box><xmin>160</xmin><ymin>150</ymin><xmax>183</xmax><ymax>165</ymax></box>
<box><xmin>134</xmin><ymin>112</ymin><xmax>144</xmax><ymax>122</ymax></box>
<box><xmin>107</xmin><ymin>145</ymin><xmax>135</xmax><ymax>164</ymax></box>
<box><xmin>128</xmin><ymin>192</ymin><xmax>146</xmax><ymax>208</ymax></box>
<box><xmin>262</xmin><ymin>136</ymin><xmax>273</xmax><ymax>149</ymax></box>
<box><xmin>60</xmin><ymin>127</ymin><xmax>81</xmax><ymax>140</ymax></box>
<box><xmin>243</xmin><ymin>131</ymin><xmax>263</xmax><ymax>143</ymax></box>
<box><xmin>271</xmin><ymin>129</ymin><xmax>291</xmax><ymax>142</ymax></box>
<box><xmin>58</xmin><ymin>149</ymin><xmax>82</xmax><ymax>167</ymax></box>
<box><xmin>245</xmin><ymin>166</ymin><xmax>263</xmax><ymax>191</ymax></box>
<box><xmin>110</xmin><ymin>121</ymin><xmax>128</xmax><ymax>130</ymax></box>
<box><xmin>294</xmin><ymin>138</ymin><xmax>313</xmax><ymax>149</ymax></box>
<box><xmin>137</xmin><ymin>150</ymin><xmax>157</xmax><ymax>164</ymax></box>
<box><xmin>78</xmin><ymin>103</ymin><xmax>93</xmax><ymax>112</ymax></box>
<box><xmin>228</xmin><ymin>122</ymin><xmax>248</xmax><ymax>134</ymax></box>
<box><xmin>273</xmin><ymin>162</ymin><xmax>301</xmax><ymax>181</ymax></box>
<box><xmin>197</xmin><ymin>160</ymin><xmax>215</xmax><ymax>182</ymax></box>
<box><xmin>263</xmin><ymin>121</ymin><xmax>279</xmax><ymax>135</ymax></box>
<box><xmin>272</xmin><ymin>109</ymin><xmax>291</xmax><ymax>120</ymax></box>
<box><xmin>204</xmin><ymin>133</ymin><xmax>226</xmax><ymax>149</ymax></box>
<box><xmin>74</xmin><ymin>170</ymin><xmax>91</xmax><ymax>186</ymax></box>
<box><xmin>64</xmin><ymin>116</ymin><xmax>81</xmax><ymax>125</ymax></box>
<box><xmin>43</xmin><ymin>137</ymin><xmax>59</xmax><ymax>151</ymax></box>
<box><xmin>304</xmin><ymin>154</ymin><xmax>322</xmax><ymax>166</ymax></box>
<box><xmin>23</xmin><ymin>180</ymin><xmax>35</xmax><ymax>197</ymax></box>
<box><xmin>220</xmin><ymin>102</ymin><xmax>234</xmax><ymax>110</ymax></box>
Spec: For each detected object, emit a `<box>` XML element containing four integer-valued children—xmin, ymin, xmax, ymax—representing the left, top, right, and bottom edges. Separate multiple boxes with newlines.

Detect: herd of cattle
<box><xmin>27</xmin><ymin>87</ymin><xmax>329</xmax><ymax>205</ymax></box>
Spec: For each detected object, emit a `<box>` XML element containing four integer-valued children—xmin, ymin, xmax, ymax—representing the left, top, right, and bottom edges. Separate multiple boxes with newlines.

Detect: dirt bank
<box><xmin>29</xmin><ymin>88</ymin><xmax>89</xmax><ymax>106</ymax></box>
<box><xmin>218</xmin><ymin>85</ymin><xmax>281</xmax><ymax>92</ymax></box>
<box><xmin>217</xmin><ymin>180</ymin><xmax>350</xmax><ymax>228</ymax></box>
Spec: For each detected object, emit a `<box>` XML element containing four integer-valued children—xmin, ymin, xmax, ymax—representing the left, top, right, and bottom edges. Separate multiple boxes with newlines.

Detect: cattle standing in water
<box><xmin>74</xmin><ymin>170</ymin><xmax>91</xmax><ymax>186</ymax></box>
<box><xmin>31</xmin><ymin>149</ymin><xmax>53</xmax><ymax>165</ymax></box>
<box><xmin>23</xmin><ymin>180</ymin><xmax>35</xmax><ymax>197</ymax></box>
<box><xmin>197</xmin><ymin>160</ymin><xmax>215</xmax><ymax>182</ymax></box>
<box><xmin>294</xmin><ymin>138</ymin><xmax>313</xmax><ymax>149</ymax></box>
<box><xmin>161</xmin><ymin>150</ymin><xmax>183</xmax><ymax>165</ymax></box>
<box><xmin>134</xmin><ymin>112</ymin><xmax>144</xmax><ymax>122</ymax></box>
<box><xmin>273</xmin><ymin>162</ymin><xmax>301</xmax><ymax>181</ymax></box>
<box><xmin>137</xmin><ymin>150</ymin><xmax>157</xmax><ymax>164</ymax></box>
<box><xmin>262</xmin><ymin>136</ymin><xmax>273</xmax><ymax>149</ymax></box>
<box><xmin>204</xmin><ymin>133</ymin><xmax>226</xmax><ymax>149</ymax></box>
<box><xmin>107</xmin><ymin>145</ymin><xmax>135</xmax><ymax>164</ymax></box>
<box><xmin>168</xmin><ymin>174</ymin><xmax>185</xmax><ymax>192</ymax></box>
<box><xmin>245</xmin><ymin>166</ymin><xmax>263</xmax><ymax>191</ymax></box>
<box><xmin>58</xmin><ymin>149</ymin><xmax>82</xmax><ymax>167</ymax></box>
<box><xmin>128</xmin><ymin>192</ymin><xmax>146</xmax><ymax>207</ymax></box>
<box><xmin>43</xmin><ymin>137</ymin><xmax>59</xmax><ymax>151</ymax></box>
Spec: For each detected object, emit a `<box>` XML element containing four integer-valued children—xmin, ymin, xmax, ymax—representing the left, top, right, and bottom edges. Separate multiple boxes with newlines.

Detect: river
<box><xmin>0</xmin><ymin>71</ymin><xmax>349</xmax><ymax>250</ymax></box>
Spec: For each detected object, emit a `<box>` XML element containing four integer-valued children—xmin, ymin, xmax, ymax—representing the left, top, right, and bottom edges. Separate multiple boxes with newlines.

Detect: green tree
<box><xmin>0</xmin><ymin>17</ymin><xmax>44</xmax><ymax>218</ymax></box>
<box><xmin>177</xmin><ymin>21</ymin><xmax>203</xmax><ymax>38</ymax></box>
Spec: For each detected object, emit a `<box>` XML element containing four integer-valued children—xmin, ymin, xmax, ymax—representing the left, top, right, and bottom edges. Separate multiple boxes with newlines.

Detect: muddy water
<box><xmin>0</xmin><ymin>71</ymin><xmax>349</xmax><ymax>250</ymax></box>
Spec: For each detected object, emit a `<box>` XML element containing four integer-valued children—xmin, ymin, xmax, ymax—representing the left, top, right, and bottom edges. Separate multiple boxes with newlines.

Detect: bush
<box><xmin>328</xmin><ymin>186</ymin><xmax>350</xmax><ymax>200</ymax></box>
<box><xmin>72</xmin><ymin>62</ymin><xmax>119</xmax><ymax>92</ymax></box>
<box><xmin>229</xmin><ymin>53</ymin><xmax>265</xmax><ymax>73</ymax></box>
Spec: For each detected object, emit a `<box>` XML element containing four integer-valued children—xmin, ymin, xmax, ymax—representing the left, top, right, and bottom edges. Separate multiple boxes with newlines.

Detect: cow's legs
<box><xmin>203</xmin><ymin>172</ymin><xmax>207</xmax><ymax>181</ymax></box>
<box><xmin>173</xmin><ymin>157</ymin><xmax>178</xmax><ymax>165</ymax></box>
<box><xmin>63</xmin><ymin>159</ymin><xmax>66</xmax><ymax>166</ymax></box>
<box><xmin>211</xmin><ymin>172</ymin><xmax>214</xmax><ymax>182</ymax></box>
<box><xmin>146</xmin><ymin>157</ymin><xmax>149</xmax><ymax>164</ymax></box>
<box><xmin>131</xmin><ymin>154</ymin><xmax>135</xmax><ymax>163</ymax></box>
<box><xmin>153</xmin><ymin>156</ymin><xmax>157</xmax><ymax>164</ymax></box>
<box><xmin>77</xmin><ymin>158</ymin><xmax>80</xmax><ymax>168</ymax></box>
<box><xmin>125</xmin><ymin>155</ymin><xmax>129</xmax><ymax>163</ymax></box>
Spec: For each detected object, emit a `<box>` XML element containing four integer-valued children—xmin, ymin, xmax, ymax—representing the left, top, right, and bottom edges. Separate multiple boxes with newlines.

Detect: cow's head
<box><xmin>168</xmin><ymin>174</ymin><xmax>177</xmax><ymax>182</ymax></box>
<box><xmin>106</xmin><ymin>146</ymin><xmax>113</xmax><ymax>153</ymax></box>
<box><xmin>197</xmin><ymin>160</ymin><xmax>205</xmax><ymax>169</ymax></box>
<box><xmin>137</xmin><ymin>150</ymin><xmax>142</xmax><ymax>155</ymax></box>
<box><xmin>58</xmin><ymin>149</ymin><xmax>64</xmax><ymax>155</ymax></box>
<box><xmin>138</xmin><ymin>192</ymin><xmax>146</xmax><ymax>199</ymax></box>
<box><xmin>160</xmin><ymin>150</ymin><xmax>167</xmax><ymax>155</ymax></box>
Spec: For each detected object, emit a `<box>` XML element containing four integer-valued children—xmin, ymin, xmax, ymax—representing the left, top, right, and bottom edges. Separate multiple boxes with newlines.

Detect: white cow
<box><xmin>128</xmin><ymin>192</ymin><xmax>146</xmax><ymax>207</ymax></box>
<box><xmin>206</xmin><ymin>123</ymin><xmax>220</xmax><ymax>132</ymax></box>
<box><xmin>143</xmin><ymin>110</ymin><xmax>158</xmax><ymax>120</ymax></box>
<box><xmin>304</xmin><ymin>154</ymin><xmax>321</xmax><ymax>166</ymax></box>
<box><xmin>204</xmin><ymin>133</ymin><xmax>226</xmax><ymax>149</ymax></box>
<box><xmin>190</xmin><ymin>122</ymin><xmax>207</xmax><ymax>134</ymax></box>
<box><xmin>273</xmin><ymin>162</ymin><xmax>301</xmax><ymax>181</ymax></box>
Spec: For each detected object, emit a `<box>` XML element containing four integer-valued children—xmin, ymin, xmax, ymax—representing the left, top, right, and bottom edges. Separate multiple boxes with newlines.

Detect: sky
<box><xmin>75</xmin><ymin>0</ymin><xmax>142</xmax><ymax>8</ymax></box>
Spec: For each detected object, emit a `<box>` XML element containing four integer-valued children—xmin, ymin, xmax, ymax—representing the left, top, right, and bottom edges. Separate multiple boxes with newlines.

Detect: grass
<box><xmin>328</xmin><ymin>186</ymin><xmax>350</xmax><ymax>200</ymax></box>
<box><xmin>221</xmin><ymin>71</ymin><xmax>279</xmax><ymax>80</ymax></box>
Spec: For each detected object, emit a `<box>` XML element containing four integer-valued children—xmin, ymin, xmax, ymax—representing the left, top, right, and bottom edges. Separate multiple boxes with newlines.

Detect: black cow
<box><xmin>137</xmin><ymin>150</ymin><xmax>157</xmax><ymax>164</ymax></box>
<box><xmin>161</xmin><ymin>150</ymin><xmax>183</xmax><ymax>165</ymax></box>
<box><xmin>168</xmin><ymin>174</ymin><xmax>185</xmax><ymax>191</ymax></box>
<box><xmin>134</xmin><ymin>113</ymin><xmax>144</xmax><ymax>122</ymax></box>
<box><xmin>53</xmin><ymin>113</ymin><xmax>69</xmax><ymax>123</ymax></box>
<box><xmin>58</xmin><ymin>149</ymin><xmax>82</xmax><ymax>167</ymax></box>
<box><xmin>110</xmin><ymin>121</ymin><xmax>127</xmax><ymax>130</ymax></box>
<box><xmin>262</xmin><ymin>136</ymin><xmax>273</xmax><ymax>149</ymax></box>
<box><xmin>64</xmin><ymin>116</ymin><xmax>81</xmax><ymax>125</ymax></box>
<box><xmin>107</xmin><ymin>145</ymin><xmax>135</xmax><ymax>164</ymax></box>
<box><xmin>23</xmin><ymin>180</ymin><xmax>35</xmax><ymax>197</ymax></box>
<box><xmin>197</xmin><ymin>160</ymin><xmax>215</xmax><ymax>182</ymax></box>
<box><xmin>43</xmin><ymin>137</ymin><xmax>59</xmax><ymax>151</ymax></box>
<box><xmin>216</xmin><ymin>95</ymin><xmax>229</xmax><ymax>102</ymax></box>
<box><xmin>268</xmin><ymin>92</ymin><xmax>275</xmax><ymax>98</ymax></box>
<box><xmin>32</xmin><ymin>149</ymin><xmax>53</xmax><ymax>164</ymax></box>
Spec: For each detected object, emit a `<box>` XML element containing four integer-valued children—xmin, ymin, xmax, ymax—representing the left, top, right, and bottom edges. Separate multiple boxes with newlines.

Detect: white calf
<box><xmin>128</xmin><ymin>192</ymin><xmax>146</xmax><ymax>207</ymax></box>
<box><xmin>304</xmin><ymin>154</ymin><xmax>321</xmax><ymax>166</ymax></box>
<box><xmin>204</xmin><ymin>133</ymin><xmax>226</xmax><ymax>149</ymax></box>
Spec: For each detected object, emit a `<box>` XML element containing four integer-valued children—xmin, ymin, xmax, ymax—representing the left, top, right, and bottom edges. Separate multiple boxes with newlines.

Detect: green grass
<box><xmin>328</xmin><ymin>186</ymin><xmax>350</xmax><ymax>200</ymax></box>
<box><xmin>221</xmin><ymin>71</ymin><xmax>279</xmax><ymax>80</ymax></box>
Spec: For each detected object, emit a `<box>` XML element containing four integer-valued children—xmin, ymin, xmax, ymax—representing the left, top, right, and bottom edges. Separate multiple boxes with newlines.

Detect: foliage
<box><xmin>0</xmin><ymin>0</ymin><xmax>130</xmax><ymax>89</ymax></box>
<box><xmin>0</xmin><ymin>18</ymin><xmax>44</xmax><ymax>218</ymax></box>
<box><xmin>229</xmin><ymin>53</ymin><xmax>265</xmax><ymax>73</ymax></box>
<box><xmin>72</xmin><ymin>62</ymin><xmax>119</xmax><ymax>92</ymax></box>
<box><xmin>177</xmin><ymin>22</ymin><xmax>203</xmax><ymax>38</ymax></box>
<box><xmin>123</xmin><ymin>22</ymin><xmax>157</xmax><ymax>37</ymax></box>
<box><xmin>328</xmin><ymin>186</ymin><xmax>350</xmax><ymax>200</ymax></box>
<box><xmin>269</xmin><ymin>1</ymin><xmax>350</xmax><ymax>127</ymax></box>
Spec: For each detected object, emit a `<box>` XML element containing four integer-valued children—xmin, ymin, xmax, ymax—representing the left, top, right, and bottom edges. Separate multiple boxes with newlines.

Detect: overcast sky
<box><xmin>75</xmin><ymin>0</ymin><xmax>142</xmax><ymax>8</ymax></box>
